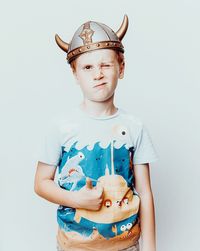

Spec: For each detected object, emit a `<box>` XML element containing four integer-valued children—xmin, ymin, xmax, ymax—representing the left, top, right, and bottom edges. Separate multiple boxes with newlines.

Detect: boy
<box><xmin>34</xmin><ymin>15</ymin><xmax>158</xmax><ymax>251</ymax></box>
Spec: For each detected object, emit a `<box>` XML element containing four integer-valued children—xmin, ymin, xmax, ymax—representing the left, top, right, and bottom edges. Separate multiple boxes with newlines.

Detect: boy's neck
<box><xmin>79</xmin><ymin>98</ymin><xmax>118</xmax><ymax>118</ymax></box>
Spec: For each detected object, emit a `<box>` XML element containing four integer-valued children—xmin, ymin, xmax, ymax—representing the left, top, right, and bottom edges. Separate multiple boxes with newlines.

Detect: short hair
<box><xmin>70</xmin><ymin>50</ymin><xmax>125</xmax><ymax>72</ymax></box>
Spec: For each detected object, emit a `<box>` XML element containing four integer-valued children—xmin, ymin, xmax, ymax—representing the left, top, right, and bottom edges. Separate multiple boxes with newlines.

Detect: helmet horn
<box><xmin>116</xmin><ymin>15</ymin><xmax>129</xmax><ymax>41</ymax></box>
<box><xmin>55</xmin><ymin>34</ymin><xmax>69</xmax><ymax>52</ymax></box>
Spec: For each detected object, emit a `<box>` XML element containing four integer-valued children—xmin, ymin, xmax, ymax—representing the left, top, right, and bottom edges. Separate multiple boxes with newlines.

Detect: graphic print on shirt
<box><xmin>57</xmin><ymin>124</ymin><xmax>140</xmax><ymax>240</ymax></box>
<box><xmin>59</xmin><ymin>152</ymin><xmax>85</xmax><ymax>190</ymax></box>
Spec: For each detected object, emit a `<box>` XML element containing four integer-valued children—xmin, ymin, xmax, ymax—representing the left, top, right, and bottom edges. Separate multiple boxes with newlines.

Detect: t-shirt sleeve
<box><xmin>133</xmin><ymin>124</ymin><xmax>158</xmax><ymax>165</ymax></box>
<box><xmin>38</xmin><ymin>122</ymin><xmax>62</xmax><ymax>167</ymax></box>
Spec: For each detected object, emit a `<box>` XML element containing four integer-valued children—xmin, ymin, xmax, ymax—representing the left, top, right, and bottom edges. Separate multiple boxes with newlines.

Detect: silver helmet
<box><xmin>55</xmin><ymin>15</ymin><xmax>129</xmax><ymax>63</ymax></box>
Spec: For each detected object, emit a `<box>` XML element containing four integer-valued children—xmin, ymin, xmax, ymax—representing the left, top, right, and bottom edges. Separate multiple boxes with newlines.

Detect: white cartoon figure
<box><xmin>59</xmin><ymin>152</ymin><xmax>85</xmax><ymax>190</ymax></box>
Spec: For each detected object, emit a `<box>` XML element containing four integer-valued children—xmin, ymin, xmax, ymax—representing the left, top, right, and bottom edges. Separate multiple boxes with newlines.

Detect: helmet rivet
<box><xmin>79</xmin><ymin>49</ymin><xmax>82</xmax><ymax>52</ymax></box>
<box><xmin>87</xmin><ymin>46</ymin><xmax>90</xmax><ymax>49</ymax></box>
<box><xmin>96</xmin><ymin>43</ymin><xmax>100</xmax><ymax>47</ymax></box>
<box><xmin>106</xmin><ymin>43</ymin><xmax>109</xmax><ymax>46</ymax></box>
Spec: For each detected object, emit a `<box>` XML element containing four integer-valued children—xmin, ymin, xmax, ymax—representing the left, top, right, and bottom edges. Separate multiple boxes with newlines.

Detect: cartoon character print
<box><xmin>59</xmin><ymin>152</ymin><xmax>85</xmax><ymax>190</ymax></box>
<box><xmin>112</xmin><ymin>215</ymin><xmax>137</xmax><ymax>236</ymax></box>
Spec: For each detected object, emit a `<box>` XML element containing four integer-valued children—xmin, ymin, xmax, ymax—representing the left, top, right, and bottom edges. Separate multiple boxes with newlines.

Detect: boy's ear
<box><xmin>119</xmin><ymin>61</ymin><xmax>125</xmax><ymax>79</ymax></box>
<box><xmin>72</xmin><ymin>70</ymin><xmax>79</xmax><ymax>83</ymax></box>
<box><xmin>73</xmin><ymin>71</ymin><xmax>77</xmax><ymax>79</ymax></box>
<box><xmin>70</xmin><ymin>62</ymin><xmax>79</xmax><ymax>83</ymax></box>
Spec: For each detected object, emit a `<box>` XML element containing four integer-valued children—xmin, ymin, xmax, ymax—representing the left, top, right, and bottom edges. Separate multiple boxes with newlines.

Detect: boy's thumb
<box><xmin>96</xmin><ymin>184</ymin><xmax>103</xmax><ymax>195</ymax></box>
<box><xmin>86</xmin><ymin>177</ymin><xmax>93</xmax><ymax>189</ymax></box>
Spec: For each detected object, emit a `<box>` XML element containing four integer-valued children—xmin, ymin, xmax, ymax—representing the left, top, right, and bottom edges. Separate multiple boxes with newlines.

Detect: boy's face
<box><xmin>73</xmin><ymin>49</ymin><xmax>124</xmax><ymax>103</ymax></box>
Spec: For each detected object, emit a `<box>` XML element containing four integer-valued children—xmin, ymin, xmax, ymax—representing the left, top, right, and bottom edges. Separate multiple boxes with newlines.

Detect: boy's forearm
<box><xmin>35</xmin><ymin>179</ymin><xmax>79</xmax><ymax>208</ymax></box>
<box><xmin>139</xmin><ymin>191</ymin><xmax>156</xmax><ymax>251</ymax></box>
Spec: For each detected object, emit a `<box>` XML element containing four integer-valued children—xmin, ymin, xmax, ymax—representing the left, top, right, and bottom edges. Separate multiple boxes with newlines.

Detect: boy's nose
<box><xmin>93</xmin><ymin>67</ymin><xmax>104</xmax><ymax>80</ymax></box>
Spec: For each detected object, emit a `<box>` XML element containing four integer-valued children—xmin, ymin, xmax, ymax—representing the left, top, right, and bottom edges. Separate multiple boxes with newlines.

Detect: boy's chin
<box><xmin>89</xmin><ymin>94</ymin><xmax>114</xmax><ymax>103</ymax></box>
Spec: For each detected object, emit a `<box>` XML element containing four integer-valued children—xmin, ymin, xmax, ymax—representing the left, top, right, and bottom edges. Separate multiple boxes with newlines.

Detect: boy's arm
<box><xmin>34</xmin><ymin>162</ymin><xmax>79</xmax><ymax>208</ymax></box>
<box><xmin>134</xmin><ymin>163</ymin><xmax>156</xmax><ymax>251</ymax></box>
<box><xmin>34</xmin><ymin>162</ymin><xmax>103</xmax><ymax>210</ymax></box>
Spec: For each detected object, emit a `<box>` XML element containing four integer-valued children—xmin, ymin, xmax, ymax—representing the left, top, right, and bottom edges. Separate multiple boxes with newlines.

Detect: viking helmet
<box><xmin>55</xmin><ymin>15</ymin><xmax>129</xmax><ymax>63</ymax></box>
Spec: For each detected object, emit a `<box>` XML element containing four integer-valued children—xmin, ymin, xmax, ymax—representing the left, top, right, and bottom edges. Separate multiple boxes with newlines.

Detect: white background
<box><xmin>1</xmin><ymin>1</ymin><xmax>199</xmax><ymax>251</ymax></box>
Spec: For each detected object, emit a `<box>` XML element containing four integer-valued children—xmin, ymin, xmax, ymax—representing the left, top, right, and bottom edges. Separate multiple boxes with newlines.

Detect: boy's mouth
<box><xmin>94</xmin><ymin>82</ymin><xmax>107</xmax><ymax>88</ymax></box>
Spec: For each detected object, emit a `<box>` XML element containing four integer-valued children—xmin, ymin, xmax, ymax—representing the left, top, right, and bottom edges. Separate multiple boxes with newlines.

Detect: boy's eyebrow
<box><xmin>79</xmin><ymin>63</ymin><xmax>93</xmax><ymax>67</ymax></box>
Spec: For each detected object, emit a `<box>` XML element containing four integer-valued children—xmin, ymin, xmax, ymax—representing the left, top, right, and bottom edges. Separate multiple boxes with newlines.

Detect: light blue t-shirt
<box><xmin>39</xmin><ymin>107</ymin><xmax>158</xmax><ymax>250</ymax></box>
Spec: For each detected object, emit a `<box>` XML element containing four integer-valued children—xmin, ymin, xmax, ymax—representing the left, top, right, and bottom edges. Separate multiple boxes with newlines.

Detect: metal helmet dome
<box><xmin>55</xmin><ymin>15</ymin><xmax>129</xmax><ymax>63</ymax></box>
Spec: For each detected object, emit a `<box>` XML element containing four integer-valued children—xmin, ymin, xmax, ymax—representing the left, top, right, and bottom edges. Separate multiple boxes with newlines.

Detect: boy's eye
<box><xmin>84</xmin><ymin>65</ymin><xmax>92</xmax><ymax>70</ymax></box>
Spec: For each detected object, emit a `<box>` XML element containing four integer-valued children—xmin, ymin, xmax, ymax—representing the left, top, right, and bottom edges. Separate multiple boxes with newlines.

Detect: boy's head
<box><xmin>55</xmin><ymin>15</ymin><xmax>128</xmax><ymax>102</ymax></box>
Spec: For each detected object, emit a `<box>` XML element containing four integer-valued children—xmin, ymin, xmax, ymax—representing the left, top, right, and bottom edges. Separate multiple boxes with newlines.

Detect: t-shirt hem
<box><xmin>38</xmin><ymin>159</ymin><xmax>58</xmax><ymax>167</ymax></box>
<box><xmin>133</xmin><ymin>157</ymin><xmax>159</xmax><ymax>165</ymax></box>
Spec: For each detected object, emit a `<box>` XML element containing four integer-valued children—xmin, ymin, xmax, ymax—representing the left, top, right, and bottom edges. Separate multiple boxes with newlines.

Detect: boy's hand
<box><xmin>74</xmin><ymin>177</ymin><xmax>104</xmax><ymax>211</ymax></box>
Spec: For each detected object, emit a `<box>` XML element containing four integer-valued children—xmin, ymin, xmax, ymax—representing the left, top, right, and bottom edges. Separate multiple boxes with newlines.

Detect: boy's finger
<box><xmin>85</xmin><ymin>177</ymin><xmax>93</xmax><ymax>189</ymax></box>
